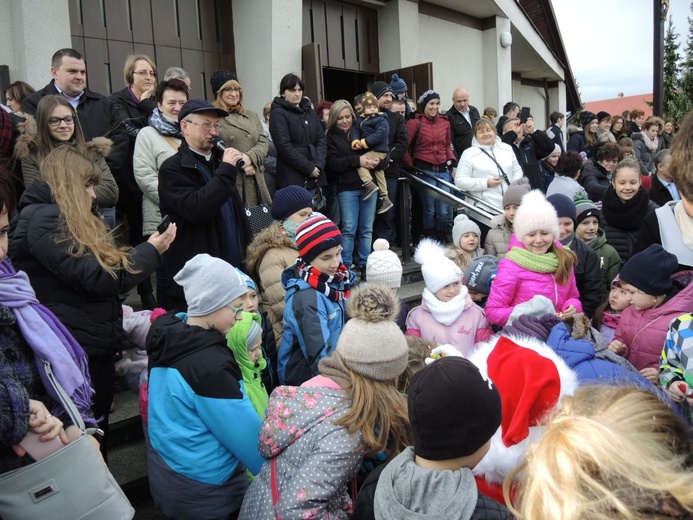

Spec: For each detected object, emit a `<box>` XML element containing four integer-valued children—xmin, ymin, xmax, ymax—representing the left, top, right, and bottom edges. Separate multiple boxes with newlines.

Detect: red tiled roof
<box><xmin>584</xmin><ymin>94</ymin><xmax>653</xmax><ymax>118</ymax></box>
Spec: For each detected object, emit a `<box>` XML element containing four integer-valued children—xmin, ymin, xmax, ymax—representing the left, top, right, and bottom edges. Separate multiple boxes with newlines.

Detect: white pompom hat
<box><xmin>513</xmin><ymin>190</ymin><xmax>560</xmax><ymax>241</ymax></box>
<box><xmin>414</xmin><ymin>238</ymin><xmax>463</xmax><ymax>293</ymax></box>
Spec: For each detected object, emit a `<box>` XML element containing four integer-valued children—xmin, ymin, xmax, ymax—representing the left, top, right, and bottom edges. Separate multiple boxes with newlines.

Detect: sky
<box><xmin>553</xmin><ymin>0</ymin><xmax>691</xmax><ymax>102</ymax></box>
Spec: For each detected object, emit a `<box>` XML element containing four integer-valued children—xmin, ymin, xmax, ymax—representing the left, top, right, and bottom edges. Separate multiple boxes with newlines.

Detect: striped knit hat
<box><xmin>296</xmin><ymin>213</ymin><xmax>342</xmax><ymax>264</ymax></box>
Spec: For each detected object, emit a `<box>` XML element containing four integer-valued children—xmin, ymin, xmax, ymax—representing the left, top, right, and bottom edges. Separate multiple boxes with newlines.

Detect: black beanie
<box><xmin>547</xmin><ymin>193</ymin><xmax>576</xmax><ymax>225</ymax></box>
<box><xmin>370</xmin><ymin>81</ymin><xmax>392</xmax><ymax>100</ymax></box>
<box><xmin>408</xmin><ymin>357</ymin><xmax>502</xmax><ymax>460</ymax></box>
<box><xmin>270</xmin><ymin>185</ymin><xmax>314</xmax><ymax>220</ymax></box>
<box><xmin>210</xmin><ymin>70</ymin><xmax>237</xmax><ymax>98</ymax></box>
<box><xmin>619</xmin><ymin>244</ymin><xmax>678</xmax><ymax>296</ymax></box>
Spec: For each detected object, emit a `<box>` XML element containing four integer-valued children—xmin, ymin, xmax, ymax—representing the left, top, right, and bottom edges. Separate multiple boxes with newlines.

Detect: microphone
<box><xmin>211</xmin><ymin>136</ymin><xmax>245</xmax><ymax>168</ymax></box>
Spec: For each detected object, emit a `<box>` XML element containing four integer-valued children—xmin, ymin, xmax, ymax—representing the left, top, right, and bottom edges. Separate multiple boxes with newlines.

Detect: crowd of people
<box><xmin>1</xmin><ymin>47</ymin><xmax>693</xmax><ymax>520</ymax></box>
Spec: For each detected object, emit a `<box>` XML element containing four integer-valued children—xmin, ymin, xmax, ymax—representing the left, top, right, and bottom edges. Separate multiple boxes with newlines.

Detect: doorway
<box><xmin>322</xmin><ymin>67</ymin><xmax>375</xmax><ymax>104</ymax></box>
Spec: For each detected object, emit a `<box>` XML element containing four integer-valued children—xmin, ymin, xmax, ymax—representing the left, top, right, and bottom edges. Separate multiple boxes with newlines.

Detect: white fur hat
<box><xmin>414</xmin><ymin>238</ymin><xmax>463</xmax><ymax>293</ymax></box>
<box><xmin>513</xmin><ymin>190</ymin><xmax>560</xmax><ymax>241</ymax></box>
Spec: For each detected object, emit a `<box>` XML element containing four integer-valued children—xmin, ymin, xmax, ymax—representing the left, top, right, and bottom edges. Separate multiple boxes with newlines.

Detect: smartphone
<box><xmin>157</xmin><ymin>215</ymin><xmax>171</xmax><ymax>235</ymax></box>
<box><xmin>19</xmin><ymin>431</ymin><xmax>65</xmax><ymax>461</ymax></box>
<box><xmin>520</xmin><ymin>107</ymin><xmax>531</xmax><ymax>125</ymax></box>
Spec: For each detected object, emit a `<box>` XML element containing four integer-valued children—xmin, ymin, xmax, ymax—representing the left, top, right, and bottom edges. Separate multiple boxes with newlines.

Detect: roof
<box><xmin>584</xmin><ymin>94</ymin><xmax>654</xmax><ymax>118</ymax></box>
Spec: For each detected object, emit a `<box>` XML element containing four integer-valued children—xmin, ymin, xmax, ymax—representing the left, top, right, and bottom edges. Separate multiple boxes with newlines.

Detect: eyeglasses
<box><xmin>226</xmin><ymin>303</ymin><xmax>244</xmax><ymax>320</ymax></box>
<box><xmin>48</xmin><ymin>116</ymin><xmax>75</xmax><ymax>126</ymax></box>
<box><xmin>133</xmin><ymin>71</ymin><xmax>156</xmax><ymax>77</ymax></box>
<box><xmin>184</xmin><ymin>120</ymin><xmax>221</xmax><ymax>132</ymax></box>
<box><xmin>223</xmin><ymin>87</ymin><xmax>242</xmax><ymax>93</ymax></box>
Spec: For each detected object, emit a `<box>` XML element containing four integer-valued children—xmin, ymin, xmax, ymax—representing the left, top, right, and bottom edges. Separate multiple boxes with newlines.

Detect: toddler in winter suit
<box><xmin>352</xmin><ymin>91</ymin><xmax>393</xmax><ymax>214</ymax></box>
<box><xmin>406</xmin><ymin>238</ymin><xmax>493</xmax><ymax>356</ymax></box>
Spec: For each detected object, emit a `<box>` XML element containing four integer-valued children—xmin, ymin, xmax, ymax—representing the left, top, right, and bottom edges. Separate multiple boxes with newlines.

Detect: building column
<box><xmin>482</xmin><ymin>16</ymin><xmax>512</xmax><ymax>114</ymax></box>
<box><xmin>233</xmin><ymin>0</ymin><xmax>302</xmax><ymax>115</ymax></box>
<box><xmin>377</xmin><ymin>0</ymin><xmax>419</xmax><ymax>71</ymax></box>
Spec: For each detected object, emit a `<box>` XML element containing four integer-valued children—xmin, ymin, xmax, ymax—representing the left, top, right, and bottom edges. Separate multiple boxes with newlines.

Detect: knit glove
<box><xmin>425</xmin><ymin>344</ymin><xmax>464</xmax><ymax>365</ymax></box>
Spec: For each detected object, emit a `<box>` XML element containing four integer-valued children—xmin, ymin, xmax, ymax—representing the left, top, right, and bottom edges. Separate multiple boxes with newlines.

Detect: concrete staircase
<box><xmin>108</xmin><ymin>255</ymin><xmax>424</xmax><ymax>518</ymax></box>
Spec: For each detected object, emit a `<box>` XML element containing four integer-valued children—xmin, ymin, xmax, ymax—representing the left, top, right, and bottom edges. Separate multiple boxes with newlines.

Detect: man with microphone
<box><xmin>158</xmin><ymin>98</ymin><xmax>252</xmax><ymax>311</ymax></box>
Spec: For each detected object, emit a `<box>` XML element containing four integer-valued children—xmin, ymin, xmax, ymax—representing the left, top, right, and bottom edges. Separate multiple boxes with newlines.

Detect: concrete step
<box><xmin>400</xmin><ymin>280</ymin><xmax>424</xmax><ymax>307</ymax></box>
<box><xmin>109</xmin><ymin>388</ymin><xmax>143</xmax><ymax>449</ymax></box>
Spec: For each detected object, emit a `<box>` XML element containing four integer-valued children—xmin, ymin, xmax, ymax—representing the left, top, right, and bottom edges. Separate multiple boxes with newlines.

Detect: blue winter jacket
<box><xmin>277</xmin><ymin>265</ymin><xmax>352</xmax><ymax>386</ymax></box>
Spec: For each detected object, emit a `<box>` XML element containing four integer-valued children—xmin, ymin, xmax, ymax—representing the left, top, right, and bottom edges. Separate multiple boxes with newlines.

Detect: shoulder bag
<box><xmin>304</xmin><ymin>178</ymin><xmax>327</xmax><ymax>212</ymax></box>
<box><xmin>0</xmin><ymin>360</ymin><xmax>135</xmax><ymax>520</ymax></box>
<box><xmin>479</xmin><ymin>148</ymin><xmax>511</xmax><ymax>185</ymax></box>
<box><xmin>242</xmin><ymin>175</ymin><xmax>274</xmax><ymax>235</ymax></box>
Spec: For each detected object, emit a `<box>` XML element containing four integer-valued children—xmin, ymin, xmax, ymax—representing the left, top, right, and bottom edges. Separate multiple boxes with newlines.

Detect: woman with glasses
<box><xmin>14</xmin><ymin>95</ymin><xmax>118</xmax><ymax>223</ymax></box>
<box><xmin>211</xmin><ymin>70</ymin><xmax>272</xmax><ymax>208</ymax></box>
<box><xmin>10</xmin><ymin>145</ymin><xmax>176</xmax><ymax>459</ymax></box>
<box><xmin>110</xmin><ymin>53</ymin><xmax>158</xmax><ymax>308</ymax></box>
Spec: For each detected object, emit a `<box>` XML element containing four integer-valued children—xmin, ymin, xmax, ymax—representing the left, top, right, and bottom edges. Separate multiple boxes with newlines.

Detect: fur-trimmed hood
<box><xmin>245</xmin><ymin>221</ymin><xmax>297</xmax><ymax>277</ymax></box>
<box><xmin>14</xmin><ymin>114</ymin><xmax>112</xmax><ymax>160</ymax></box>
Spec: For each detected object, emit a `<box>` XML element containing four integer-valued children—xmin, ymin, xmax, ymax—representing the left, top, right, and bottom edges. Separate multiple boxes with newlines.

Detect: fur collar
<box><xmin>14</xmin><ymin>115</ymin><xmax>112</xmax><ymax>159</ymax></box>
<box><xmin>245</xmin><ymin>221</ymin><xmax>298</xmax><ymax>278</ymax></box>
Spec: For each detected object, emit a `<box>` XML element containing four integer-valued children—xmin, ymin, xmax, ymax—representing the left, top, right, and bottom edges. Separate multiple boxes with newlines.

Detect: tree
<box><xmin>663</xmin><ymin>16</ymin><xmax>684</xmax><ymax>120</ymax></box>
<box><xmin>678</xmin><ymin>1</ymin><xmax>693</xmax><ymax>120</ymax></box>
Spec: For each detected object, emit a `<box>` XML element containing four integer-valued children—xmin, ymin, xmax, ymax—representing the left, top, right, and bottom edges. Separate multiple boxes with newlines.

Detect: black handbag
<box><xmin>304</xmin><ymin>178</ymin><xmax>327</xmax><ymax>212</ymax></box>
<box><xmin>242</xmin><ymin>175</ymin><xmax>273</xmax><ymax>235</ymax></box>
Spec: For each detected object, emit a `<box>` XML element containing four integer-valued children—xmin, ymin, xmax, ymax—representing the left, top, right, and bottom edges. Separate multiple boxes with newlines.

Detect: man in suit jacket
<box><xmin>649</xmin><ymin>150</ymin><xmax>679</xmax><ymax>206</ymax></box>
<box><xmin>447</xmin><ymin>87</ymin><xmax>480</xmax><ymax>159</ymax></box>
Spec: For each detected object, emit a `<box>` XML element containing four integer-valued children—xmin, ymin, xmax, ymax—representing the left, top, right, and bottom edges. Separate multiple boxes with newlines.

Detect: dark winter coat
<box><xmin>567</xmin><ymin>130</ymin><xmax>596</xmax><ymax>159</ymax></box>
<box><xmin>269</xmin><ymin>96</ymin><xmax>327</xmax><ymax>189</ymax></box>
<box><xmin>383</xmin><ymin>110</ymin><xmax>409</xmax><ymax>179</ymax></box>
<box><xmin>403</xmin><ymin>113</ymin><xmax>455</xmax><ymax>170</ymax></box>
<box><xmin>158</xmin><ymin>140</ymin><xmax>252</xmax><ymax>309</ymax></box>
<box><xmin>326</xmin><ymin>126</ymin><xmax>387</xmax><ymax>193</ymax></box>
<box><xmin>602</xmin><ymin>199</ymin><xmax>658</xmax><ymax>261</ymax></box>
<box><xmin>20</xmin><ymin>81</ymin><xmax>128</xmax><ymax>174</ymax></box>
<box><xmin>501</xmin><ymin>130</ymin><xmax>554</xmax><ymax>189</ymax></box>
<box><xmin>648</xmin><ymin>173</ymin><xmax>675</xmax><ymax>207</ymax></box>
<box><xmin>9</xmin><ymin>182</ymin><xmax>161</xmax><ymax>359</ymax></box>
<box><xmin>546</xmin><ymin>123</ymin><xmax>565</xmax><ymax>152</ymax></box>
<box><xmin>631</xmin><ymin>132</ymin><xmax>660</xmax><ymax>175</ymax></box>
<box><xmin>447</xmin><ymin>105</ymin><xmax>481</xmax><ymax>159</ymax></box>
<box><xmin>564</xmin><ymin>237</ymin><xmax>603</xmax><ymax>318</ymax></box>
<box><xmin>579</xmin><ymin>160</ymin><xmax>611</xmax><ymax>203</ymax></box>
<box><xmin>635</xmin><ymin>205</ymin><xmax>693</xmax><ymax>272</ymax></box>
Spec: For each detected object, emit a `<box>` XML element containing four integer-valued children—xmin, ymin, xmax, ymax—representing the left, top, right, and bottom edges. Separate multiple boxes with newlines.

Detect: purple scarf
<box><xmin>0</xmin><ymin>259</ymin><xmax>94</xmax><ymax>425</ymax></box>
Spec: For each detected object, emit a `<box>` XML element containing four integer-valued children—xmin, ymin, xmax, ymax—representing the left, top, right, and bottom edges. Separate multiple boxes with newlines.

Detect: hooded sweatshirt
<box><xmin>374</xmin><ymin>447</ymin><xmax>511</xmax><ymax>520</ymax></box>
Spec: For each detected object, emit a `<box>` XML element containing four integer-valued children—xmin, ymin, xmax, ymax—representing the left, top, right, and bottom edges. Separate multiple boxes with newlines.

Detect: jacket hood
<box><xmin>566</xmin><ymin>124</ymin><xmax>581</xmax><ymax>137</ymax></box>
<box><xmin>245</xmin><ymin>221</ymin><xmax>297</xmax><ymax>278</ymax></box>
<box><xmin>226</xmin><ymin>311</ymin><xmax>266</xmax><ymax>374</ymax></box>
<box><xmin>14</xmin><ymin>115</ymin><xmax>113</xmax><ymax>159</ymax></box>
<box><xmin>374</xmin><ymin>447</ymin><xmax>478</xmax><ymax>520</ymax></box>
<box><xmin>591</xmin><ymin>228</ymin><xmax>608</xmax><ymax>248</ymax></box>
<box><xmin>147</xmin><ymin>311</ymin><xmax>231</xmax><ymax>368</ymax></box>
<box><xmin>271</xmin><ymin>95</ymin><xmax>312</xmax><ymax>114</ymax></box>
<box><xmin>490</xmin><ymin>214</ymin><xmax>508</xmax><ymax>229</ymax></box>
<box><xmin>18</xmin><ymin>181</ymin><xmax>53</xmax><ymax>209</ymax></box>
<box><xmin>257</xmin><ymin>384</ymin><xmax>350</xmax><ymax>458</ymax></box>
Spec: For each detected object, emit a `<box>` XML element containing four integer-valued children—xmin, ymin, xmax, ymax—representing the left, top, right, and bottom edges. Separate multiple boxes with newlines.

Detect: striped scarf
<box><xmin>297</xmin><ymin>262</ymin><xmax>351</xmax><ymax>302</ymax></box>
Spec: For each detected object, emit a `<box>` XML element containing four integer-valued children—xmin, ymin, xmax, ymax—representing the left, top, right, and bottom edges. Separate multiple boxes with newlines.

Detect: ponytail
<box><xmin>551</xmin><ymin>242</ymin><xmax>576</xmax><ymax>286</ymax></box>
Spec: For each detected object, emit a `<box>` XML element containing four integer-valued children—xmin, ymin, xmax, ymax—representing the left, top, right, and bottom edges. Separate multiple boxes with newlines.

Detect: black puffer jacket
<box><xmin>9</xmin><ymin>182</ymin><xmax>161</xmax><ymax>358</ymax></box>
<box><xmin>566</xmin><ymin>237</ymin><xmax>604</xmax><ymax>318</ymax></box>
<box><xmin>447</xmin><ymin>104</ymin><xmax>480</xmax><ymax>159</ymax></box>
<box><xmin>269</xmin><ymin>96</ymin><xmax>327</xmax><ymax>189</ymax></box>
<box><xmin>383</xmin><ymin>110</ymin><xmax>409</xmax><ymax>178</ymax></box>
<box><xmin>602</xmin><ymin>200</ymin><xmax>658</xmax><ymax>261</ymax></box>
<box><xmin>579</xmin><ymin>160</ymin><xmax>611</xmax><ymax>203</ymax></box>
<box><xmin>325</xmin><ymin>126</ymin><xmax>387</xmax><ymax>192</ymax></box>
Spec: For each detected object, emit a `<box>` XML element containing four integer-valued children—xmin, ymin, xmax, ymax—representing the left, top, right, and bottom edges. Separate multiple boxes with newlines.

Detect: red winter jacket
<box><xmin>403</xmin><ymin>113</ymin><xmax>455</xmax><ymax>169</ymax></box>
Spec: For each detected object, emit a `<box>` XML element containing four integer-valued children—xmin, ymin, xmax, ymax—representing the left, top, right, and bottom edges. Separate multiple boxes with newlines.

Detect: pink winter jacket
<box><xmin>405</xmin><ymin>294</ymin><xmax>493</xmax><ymax>356</ymax></box>
<box><xmin>615</xmin><ymin>271</ymin><xmax>693</xmax><ymax>370</ymax></box>
<box><xmin>485</xmin><ymin>238</ymin><xmax>582</xmax><ymax>326</ymax></box>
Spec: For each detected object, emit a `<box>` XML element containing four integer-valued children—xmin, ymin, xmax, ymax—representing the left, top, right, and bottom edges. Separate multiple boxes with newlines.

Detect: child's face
<box><xmin>435</xmin><ymin>281</ymin><xmax>462</xmax><ymax>302</ymax></box>
<box><xmin>608</xmin><ymin>284</ymin><xmax>630</xmax><ymax>313</ymax></box>
<box><xmin>504</xmin><ymin>204</ymin><xmax>518</xmax><ymax>224</ymax></box>
<box><xmin>363</xmin><ymin>104</ymin><xmax>378</xmax><ymax>116</ymax></box>
<box><xmin>468</xmin><ymin>288</ymin><xmax>485</xmax><ymax>303</ymax></box>
<box><xmin>458</xmin><ymin>232</ymin><xmax>479</xmax><ymax>253</ymax></box>
<box><xmin>521</xmin><ymin>230</ymin><xmax>554</xmax><ymax>255</ymax></box>
<box><xmin>244</xmin><ymin>289</ymin><xmax>259</xmax><ymax>313</ymax></box>
<box><xmin>619</xmin><ymin>281</ymin><xmax>657</xmax><ymax>311</ymax></box>
<box><xmin>576</xmin><ymin>216</ymin><xmax>599</xmax><ymax>242</ymax></box>
<box><xmin>311</xmin><ymin>245</ymin><xmax>343</xmax><ymax>277</ymax></box>
<box><xmin>248</xmin><ymin>337</ymin><xmax>263</xmax><ymax>363</ymax></box>
<box><xmin>546</xmin><ymin>153</ymin><xmax>560</xmax><ymax>167</ymax></box>
<box><xmin>558</xmin><ymin>217</ymin><xmax>574</xmax><ymax>241</ymax></box>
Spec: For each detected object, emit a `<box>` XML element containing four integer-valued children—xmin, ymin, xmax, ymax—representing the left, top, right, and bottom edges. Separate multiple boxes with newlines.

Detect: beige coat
<box><xmin>484</xmin><ymin>214</ymin><xmax>512</xmax><ymax>259</ymax></box>
<box><xmin>15</xmin><ymin>117</ymin><xmax>119</xmax><ymax>207</ymax></box>
<box><xmin>218</xmin><ymin>109</ymin><xmax>272</xmax><ymax>207</ymax></box>
<box><xmin>245</xmin><ymin>221</ymin><xmax>299</xmax><ymax>345</ymax></box>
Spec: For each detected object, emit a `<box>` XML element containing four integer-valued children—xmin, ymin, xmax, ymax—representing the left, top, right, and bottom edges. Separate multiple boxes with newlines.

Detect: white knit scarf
<box><xmin>641</xmin><ymin>131</ymin><xmax>659</xmax><ymax>152</ymax></box>
<box><xmin>421</xmin><ymin>287</ymin><xmax>469</xmax><ymax>326</ymax></box>
<box><xmin>674</xmin><ymin>201</ymin><xmax>693</xmax><ymax>251</ymax></box>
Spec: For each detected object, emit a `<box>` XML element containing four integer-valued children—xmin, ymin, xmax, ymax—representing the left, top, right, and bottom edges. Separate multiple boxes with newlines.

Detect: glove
<box><xmin>424</xmin><ymin>344</ymin><xmax>464</xmax><ymax>365</ymax></box>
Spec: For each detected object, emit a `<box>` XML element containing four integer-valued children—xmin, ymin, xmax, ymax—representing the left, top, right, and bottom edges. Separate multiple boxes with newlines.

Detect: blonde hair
<box><xmin>334</xmin><ymin>367</ymin><xmax>410</xmax><ymax>457</ymax></box>
<box><xmin>325</xmin><ymin>100</ymin><xmax>355</xmax><ymax>133</ymax></box>
<box><xmin>398</xmin><ymin>336</ymin><xmax>433</xmax><ymax>393</ymax></box>
<box><xmin>449</xmin><ymin>244</ymin><xmax>473</xmax><ymax>272</ymax></box>
<box><xmin>40</xmin><ymin>146</ymin><xmax>139</xmax><ymax>278</ymax></box>
<box><xmin>124</xmin><ymin>54</ymin><xmax>157</xmax><ymax>86</ymax></box>
<box><xmin>551</xmin><ymin>242</ymin><xmax>577</xmax><ymax>286</ymax></box>
<box><xmin>214</xmin><ymin>79</ymin><xmax>244</xmax><ymax>113</ymax></box>
<box><xmin>505</xmin><ymin>385</ymin><xmax>693</xmax><ymax>520</ymax></box>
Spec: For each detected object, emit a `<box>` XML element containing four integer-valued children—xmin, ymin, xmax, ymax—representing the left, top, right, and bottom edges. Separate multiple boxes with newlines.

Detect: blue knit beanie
<box><xmin>390</xmin><ymin>74</ymin><xmax>408</xmax><ymax>95</ymax></box>
<box><xmin>270</xmin><ymin>185</ymin><xmax>313</xmax><ymax>220</ymax></box>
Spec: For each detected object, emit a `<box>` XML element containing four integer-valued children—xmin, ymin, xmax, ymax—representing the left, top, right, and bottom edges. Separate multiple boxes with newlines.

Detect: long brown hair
<box><xmin>551</xmin><ymin>242</ymin><xmax>577</xmax><ymax>286</ymax></box>
<box><xmin>34</xmin><ymin>95</ymin><xmax>88</xmax><ymax>162</ymax></box>
<box><xmin>40</xmin><ymin>146</ymin><xmax>139</xmax><ymax>278</ymax></box>
<box><xmin>333</xmin><ymin>367</ymin><xmax>410</xmax><ymax>457</ymax></box>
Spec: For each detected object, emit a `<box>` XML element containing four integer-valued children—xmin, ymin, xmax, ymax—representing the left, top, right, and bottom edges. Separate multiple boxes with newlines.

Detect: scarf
<box><xmin>148</xmin><ymin>107</ymin><xmax>182</xmax><ymax>137</ymax></box>
<box><xmin>601</xmin><ymin>311</ymin><xmax>621</xmax><ymax>330</ymax></box>
<box><xmin>601</xmin><ymin>185</ymin><xmax>651</xmax><ymax>231</ymax></box>
<box><xmin>640</xmin><ymin>131</ymin><xmax>659</xmax><ymax>152</ymax></box>
<box><xmin>421</xmin><ymin>287</ymin><xmax>468</xmax><ymax>326</ymax></box>
<box><xmin>282</xmin><ymin>220</ymin><xmax>299</xmax><ymax>247</ymax></box>
<box><xmin>0</xmin><ymin>260</ymin><xmax>94</xmax><ymax>424</ymax></box>
<box><xmin>297</xmin><ymin>261</ymin><xmax>351</xmax><ymax>303</ymax></box>
<box><xmin>506</xmin><ymin>247</ymin><xmax>559</xmax><ymax>273</ymax></box>
<box><xmin>0</xmin><ymin>109</ymin><xmax>13</xmax><ymax>159</ymax></box>
<box><xmin>542</xmin><ymin>160</ymin><xmax>556</xmax><ymax>174</ymax></box>
<box><xmin>674</xmin><ymin>201</ymin><xmax>693</xmax><ymax>251</ymax></box>
<box><xmin>317</xmin><ymin>351</ymin><xmax>352</xmax><ymax>390</ymax></box>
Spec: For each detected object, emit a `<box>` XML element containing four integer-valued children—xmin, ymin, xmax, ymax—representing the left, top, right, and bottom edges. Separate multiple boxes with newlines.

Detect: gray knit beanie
<box><xmin>245</xmin><ymin>320</ymin><xmax>263</xmax><ymax>350</ymax></box>
<box><xmin>173</xmin><ymin>254</ymin><xmax>248</xmax><ymax>317</ymax></box>
<box><xmin>452</xmin><ymin>214</ymin><xmax>481</xmax><ymax>249</ymax></box>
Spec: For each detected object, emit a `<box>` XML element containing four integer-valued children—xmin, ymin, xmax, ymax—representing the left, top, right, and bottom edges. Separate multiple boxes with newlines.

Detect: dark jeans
<box><xmin>88</xmin><ymin>355</ymin><xmax>116</xmax><ymax>462</ymax></box>
<box><xmin>373</xmin><ymin>177</ymin><xmax>398</xmax><ymax>244</ymax></box>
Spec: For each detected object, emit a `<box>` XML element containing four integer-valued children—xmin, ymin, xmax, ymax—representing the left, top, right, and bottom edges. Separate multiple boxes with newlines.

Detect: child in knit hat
<box><xmin>592</xmin><ymin>275</ymin><xmax>630</xmax><ymax>344</ymax></box>
<box><xmin>238</xmin><ymin>283</ymin><xmax>410</xmax><ymax>520</ymax></box>
<box><xmin>464</xmin><ymin>254</ymin><xmax>500</xmax><ymax>306</ymax></box>
<box><xmin>371</xmin><ymin>357</ymin><xmax>508</xmax><ymax>520</ymax></box>
<box><xmin>450</xmin><ymin>214</ymin><xmax>483</xmax><ymax>272</ymax></box>
<box><xmin>486</xmin><ymin>190</ymin><xmax>582</xmax><ymax>326</ymax></box>
<box><xmin>278</xmin><ymin>213</ymin><xmax>353</xmax><ymax>386</ymax></box>
<box><xmin>366</xmin><ymin>238</ymin><xmax>408</xmax><ymax>332</ymax></box>
<box><xmin>351</xmin><ymin>92</ymin><xmax>393</xmax><ymax>214</ymax></box>
<box><xmin>484</xmin><ymin>177</ymin><xmax>530</xmax><ymax>259</ymax></box>
<box><xmin>406</xmin><ymin>238</ymin><xmax>493</xmax><ymax>356</ymax></box>
<box><xmin>608</xmin><ymin>244</ymin><xmax>693</xmax><ymax>384</ymax></box>
<box><xmin>539</xmin><ymin>144</ymin><xmax>561</xmax><ymax>193</ymax></box>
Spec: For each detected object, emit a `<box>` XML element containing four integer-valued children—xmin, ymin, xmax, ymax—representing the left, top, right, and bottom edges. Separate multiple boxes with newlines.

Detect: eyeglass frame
<box><xmin>48</xmin><ymin>116</ymin><xmax>75</xmax><ymax>127</ymax></box>
<box><xmin>183</xmin><ymin>119</ymin><xmax>222</xmax><ymax>133</ymax></box>
<box><xmin>222</xmin><ymin>87</ymin><xmax>242</xmax><ymax>93</ymax></box>
<box><xmin>132</xmin><ymin>71</ymin><xmax>156</xmax><ymax>77</ymax></box>
<box><xmin>226</xmin><ymin>303</ymin><xmax>244</xmax><ymax>320</ymax></box>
